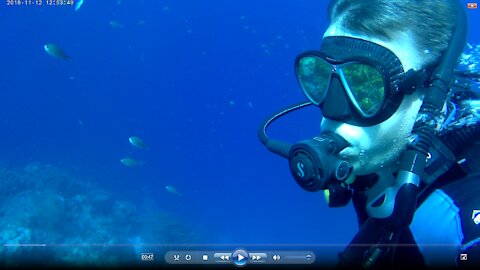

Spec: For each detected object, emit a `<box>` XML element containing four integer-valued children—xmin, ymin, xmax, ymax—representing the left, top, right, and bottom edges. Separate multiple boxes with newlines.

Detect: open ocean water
<box><xmin>0</xmin><ymin>0</ymin><xmax>479</xmax><ymax>267</ymax></box>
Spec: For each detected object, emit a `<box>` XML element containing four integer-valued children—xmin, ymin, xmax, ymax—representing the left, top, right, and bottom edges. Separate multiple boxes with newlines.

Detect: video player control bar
<box><xmin>164</xmin><ymin>250</ymin><xmax>315</xmax><ymax>266</ymax></box>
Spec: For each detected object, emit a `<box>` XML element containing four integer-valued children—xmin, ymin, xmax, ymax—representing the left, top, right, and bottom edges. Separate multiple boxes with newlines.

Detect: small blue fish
<box><xmin>109</xmin><ymin>20</ymin><xmax>125</xmax><ymax>28</ymax></box>
<box><xmin>129</xmin><ymin>136</ymin><xmax>148</xmax><ymax>150</ymax></box>
<box><xmin>165</xmin><ymin>185</ymin><xmax>182</xmax><ymax>196</ymax></box>
<box><xmin>120</xmin><ymin>157</ymin><xmax>145</xmax><ymax>167</ymax></box>
<box><xmin>44</xmin><ymin>44</ymin><xmax>70</xmax><ymax>61</ymax></box>
<box><xmin>74</xmin><ymin>0</ymin><xmax>84</xmax><ymax>11</ymax></box>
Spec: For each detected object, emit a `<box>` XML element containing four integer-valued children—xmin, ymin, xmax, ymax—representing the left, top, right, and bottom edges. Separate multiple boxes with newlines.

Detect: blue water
<box><xmin>1</xmin><ymin>0</ymin><xmax>479</xmax><ymax>265</ymax></box>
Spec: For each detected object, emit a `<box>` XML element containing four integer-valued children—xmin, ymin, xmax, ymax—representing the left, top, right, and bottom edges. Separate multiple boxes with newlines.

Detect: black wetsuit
<box><xmin>351</xmin><ymin>145</ymin><xmax>480</xmax><ymax>269</ymax></box>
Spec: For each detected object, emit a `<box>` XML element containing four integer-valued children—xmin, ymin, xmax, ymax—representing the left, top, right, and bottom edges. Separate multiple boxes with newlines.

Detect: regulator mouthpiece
<box><xmin>289</xmin><ymin>132</ymin><xmax>352</xmax><ymax>191</ymax></box>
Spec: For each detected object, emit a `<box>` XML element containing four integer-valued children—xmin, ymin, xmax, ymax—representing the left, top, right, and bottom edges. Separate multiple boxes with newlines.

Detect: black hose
<box><xmin>258</xmin><ymin>101</ymin><xmax>312</xmax><ymax>146</ymax></box>
<box><xmin>410</xmin><ymin>0</ymin><xmax>468</xmax><ymax>155</ymax></box>
<box><xmin>257</xmin><ymin>101</ymin><xmax>312</xmax><ymax>158</ymax></box>
<box><xmin>441</xmin><ymin>123</ymin><xmax>480</xmax><ymax>156</ymax></box>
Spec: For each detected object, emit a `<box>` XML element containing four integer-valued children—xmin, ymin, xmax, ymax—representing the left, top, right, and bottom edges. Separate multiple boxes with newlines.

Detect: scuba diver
<box><xmin>259</xmin><ymin>0</ymin><xmax>480</xmax><ymax>268</ymax></box>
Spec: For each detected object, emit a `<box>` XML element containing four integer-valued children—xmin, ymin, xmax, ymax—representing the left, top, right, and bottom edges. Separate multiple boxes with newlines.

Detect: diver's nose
<box><xmin>320</xmin><ymin>76</ymin><xmax>352</xmax><ymax>121</ymax></box>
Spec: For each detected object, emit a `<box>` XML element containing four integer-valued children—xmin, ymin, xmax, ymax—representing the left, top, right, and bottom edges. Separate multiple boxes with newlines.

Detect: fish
<box><xmin>44</xmin><ymin>44</ymin><xmax>70</xmax><ymax>60</ymax></box>
<box><xmin>120</xmin><ymin>157</ymin><xmax>145</xmax><ymax>167</ymax></box>
<box><xmin>109</xmin><ymin>20</ymin><xmax>125</xmax><ymax>28</ymax></box>
<box><xmin>74</xmin><ymin>0</ymin><xmax>84</xmax><ymax>11</ymax></box>
<box><xmin>165</xmin><ymin>185</ymin><xmax>182</xmax><ymax>196</ymax></box>
<box><xmin>128</xmin><ymin>136</ymin><xmax>148</xmax><ymax>150</ymax></box>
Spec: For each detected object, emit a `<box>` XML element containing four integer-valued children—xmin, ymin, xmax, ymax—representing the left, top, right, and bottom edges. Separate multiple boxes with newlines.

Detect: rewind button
<box><xmin>214</xmin><ymin>253</ymin><xmax>231</xmax><ymax>263</ymax></box>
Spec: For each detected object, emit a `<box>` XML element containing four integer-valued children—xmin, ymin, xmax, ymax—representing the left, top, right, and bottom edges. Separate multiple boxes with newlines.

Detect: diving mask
<box><xmin>295</xmin><ymin>37</ymin><xmax>428</xmax><ymax>126</ymax></box>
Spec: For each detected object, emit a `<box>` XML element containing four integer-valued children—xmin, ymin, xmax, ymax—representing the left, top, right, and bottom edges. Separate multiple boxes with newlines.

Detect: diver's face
<box><xmin>321</xmin><ymin>93</ymin><xmax>423</xmax><ymax>175</ymax></box>
<box><xmin>321</xmin><ymin>28</ymin><xmax>426</xmax><ymax>176</ymax></box>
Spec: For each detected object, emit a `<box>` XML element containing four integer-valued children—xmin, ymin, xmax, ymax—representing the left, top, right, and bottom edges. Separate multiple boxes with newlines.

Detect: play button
<box><xmin>232</xmin><ymin>249</ymin><xmax>249</xmax><ymax>267</ymax></box>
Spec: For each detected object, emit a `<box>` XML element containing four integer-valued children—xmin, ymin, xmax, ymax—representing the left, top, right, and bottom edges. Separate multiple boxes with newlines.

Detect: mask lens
<box><xmin>297</xmin><ymin>56</ymin><xmax>332</xmax><ymax>105</ymax></box>
<box><xmin>342</xmin><ymin>63</ymin><xmax>386</xmax><ymax>117</ymax></box>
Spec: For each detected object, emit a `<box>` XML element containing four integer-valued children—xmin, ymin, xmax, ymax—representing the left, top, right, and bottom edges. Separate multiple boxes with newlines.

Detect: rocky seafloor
<box><xmin>0</xmin><ymin>162</ymin><xmax>196</xmax><ymax>267</ymax></box>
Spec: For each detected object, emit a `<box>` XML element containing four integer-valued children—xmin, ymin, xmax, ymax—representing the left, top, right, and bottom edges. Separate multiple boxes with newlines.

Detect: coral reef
<box><xmin>0</xmin><ymin>162</ymin><xmax>197</xmax><ymax>267</ymax></box>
